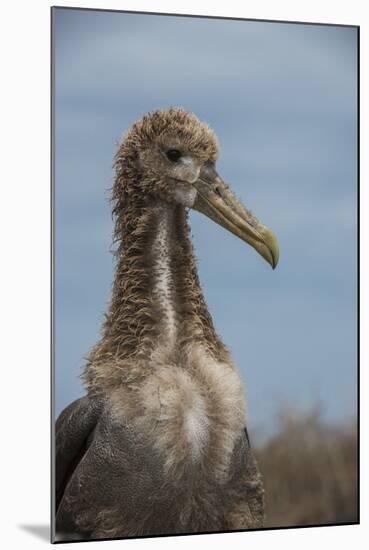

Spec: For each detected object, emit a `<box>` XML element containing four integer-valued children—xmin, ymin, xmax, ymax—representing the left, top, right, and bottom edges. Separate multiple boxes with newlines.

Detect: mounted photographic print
<box><xmin>51</xmin><ymin>6</ymin><xmax>359</xmax><ymax>543</ymax></box>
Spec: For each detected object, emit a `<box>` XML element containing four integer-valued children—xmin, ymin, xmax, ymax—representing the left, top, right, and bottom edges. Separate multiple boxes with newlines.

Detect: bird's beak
<box><xmin>192</xmin><ymin>170</ymin><xmax>279</xmax><ymax>269</ymax></box>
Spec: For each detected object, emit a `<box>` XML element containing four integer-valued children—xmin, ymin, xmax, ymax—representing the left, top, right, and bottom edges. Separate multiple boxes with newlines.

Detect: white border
<box><xmin>1</xmin><ymin>1</ymin><xmax>366</xmax><ymax>548</ymax></box>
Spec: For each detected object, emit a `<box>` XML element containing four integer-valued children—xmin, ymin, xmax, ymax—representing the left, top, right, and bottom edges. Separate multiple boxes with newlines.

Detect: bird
<box><xmin>54</xmin><ymin>107</ymin><xmax>279</xmax><ymax>541</ymax></box>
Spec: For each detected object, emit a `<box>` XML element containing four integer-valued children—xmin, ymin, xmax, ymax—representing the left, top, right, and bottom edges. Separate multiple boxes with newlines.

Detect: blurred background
<box><xmin>54</xmin><ymin>8</ymin><xmax>358</xmax><ymax>527</ymax></box>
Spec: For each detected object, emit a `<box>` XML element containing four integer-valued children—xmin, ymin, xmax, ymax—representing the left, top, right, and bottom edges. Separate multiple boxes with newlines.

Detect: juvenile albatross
<box><xmin>55</xmin><ymin>108</ymin><xmax>279</xmax><ymax>540</ymax></box>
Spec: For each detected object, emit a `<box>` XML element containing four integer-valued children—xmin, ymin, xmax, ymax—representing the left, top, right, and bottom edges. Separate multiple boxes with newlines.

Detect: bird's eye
<box><xmin>166</xmin><ymin>149</ymin><xmax>182</xmax><ymax>162</ymax></box>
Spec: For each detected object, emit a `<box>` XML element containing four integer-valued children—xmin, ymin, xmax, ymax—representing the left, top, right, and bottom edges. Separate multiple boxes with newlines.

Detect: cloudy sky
<box><xmin>54</xmin><ymin>8</ymin><xmax>357</xmax><ymax>436</ymax></box>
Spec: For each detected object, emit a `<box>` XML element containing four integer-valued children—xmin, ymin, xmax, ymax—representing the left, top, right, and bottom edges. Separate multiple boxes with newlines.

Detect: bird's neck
<box><xmin>85</xmin><ymin>197</ymin><xmax>227</xmax><ymax>388</ymax></box>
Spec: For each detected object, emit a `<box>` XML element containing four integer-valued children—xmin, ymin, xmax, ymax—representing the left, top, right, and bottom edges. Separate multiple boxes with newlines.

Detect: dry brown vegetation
<box><xmin>254</xmin><ymin>410</ymin><xmax>358</xmax><ymax>528</ymax></box>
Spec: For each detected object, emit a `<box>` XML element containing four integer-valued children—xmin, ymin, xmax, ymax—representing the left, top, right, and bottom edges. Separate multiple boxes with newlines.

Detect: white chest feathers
<box><xmin>110</xmin><ymin>347</ymin><xmax>247</xmax><ymax>481</ymax></box>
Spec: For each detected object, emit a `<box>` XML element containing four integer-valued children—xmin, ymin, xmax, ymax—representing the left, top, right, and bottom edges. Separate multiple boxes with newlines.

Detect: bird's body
<box><xmin>55</xmin><ymin>109</ymin><xmax>279</xmax><ymax>541</ymax></box>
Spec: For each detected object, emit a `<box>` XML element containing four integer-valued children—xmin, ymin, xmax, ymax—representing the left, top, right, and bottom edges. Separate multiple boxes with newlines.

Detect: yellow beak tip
<box><xmin>261</xmin><ymin>229</ymin><xmax>279</xmax><ymax>270</ymax></box>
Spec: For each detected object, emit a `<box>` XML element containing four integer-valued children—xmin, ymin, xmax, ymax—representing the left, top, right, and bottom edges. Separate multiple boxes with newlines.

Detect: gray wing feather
<box><xmin>55</xmin><ymin>395</ymin><xmax>104</xmax><ymax>514</ymax></box>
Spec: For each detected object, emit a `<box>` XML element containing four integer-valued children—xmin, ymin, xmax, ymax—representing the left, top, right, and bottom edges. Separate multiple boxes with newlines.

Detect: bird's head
<box><xmin>115</xmin><ymin>107</ymin><xmax>279</xmax><ymax>269</ymax></box>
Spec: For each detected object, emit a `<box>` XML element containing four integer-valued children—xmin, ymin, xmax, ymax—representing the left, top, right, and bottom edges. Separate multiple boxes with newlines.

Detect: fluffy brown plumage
<box><xmin>83</xmin><ymin>108</ymin><xmax>223</xmax><ymax>388</ymax></box>
<box><xmin>55</xmin><ymin>108</ymin><xmax>276</xmax><ymax>541</ymax></box>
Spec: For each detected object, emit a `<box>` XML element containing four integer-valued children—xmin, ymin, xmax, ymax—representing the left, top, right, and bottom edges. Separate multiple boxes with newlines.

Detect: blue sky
<box><xmin>54</xmin><ymin>8</ymin><xmax>357</xmax><ymax>437</ymax></box>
